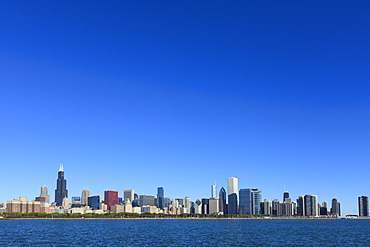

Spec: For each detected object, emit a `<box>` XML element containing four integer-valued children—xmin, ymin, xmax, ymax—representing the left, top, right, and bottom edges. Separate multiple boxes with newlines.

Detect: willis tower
<box><xmin>55</xmin><ymin>164</ymin><xmax>68</xmax><ymax>206</ymax></box>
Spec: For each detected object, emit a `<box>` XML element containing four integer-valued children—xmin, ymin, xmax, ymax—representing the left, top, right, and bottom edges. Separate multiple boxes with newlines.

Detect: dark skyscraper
<box><xmin>55</xmin><ymin>164</ymin><xmax>68</xmax><ymax>206</ymax></box>
<box><xmin>358</xmin><ymin>196</ymin><xmax>369</xmax><ymax>217</ymax></box>
<box><xmin>219</xmin><ymin>187</ymin><xmax>227</xmax><ymax>214</ymax></box>
<box><xmin>157</xmin><ymin>187</ymin><xmax>164</xmax><ymax>209</ymax></box>
<box><xmin>331</xmin><ymin>198</ymin><xmax>340</xmax><ymax>216</ymax></box>
<box><xmin>283</xmin><ymin>191</ymin><xmax>290</xmax><ymax>203</ymax></box>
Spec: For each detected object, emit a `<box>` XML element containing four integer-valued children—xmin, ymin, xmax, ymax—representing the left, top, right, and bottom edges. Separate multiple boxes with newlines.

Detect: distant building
<box><xmin>88</xmin><ymin>196</ymin><xmax>100</xmax><ymax>210</ymax></box>
<box><xmin>219</xmin><ymin>187</ymin><xmax>227</xmax><ymax>215</ymax></box>
<box><xmin>283</xmin><ymin>191</ymin><xmax>290</xmax><ymax>203</ymax></box>
<box><xmin>262</xmin><ymin>199</ymin><xmax>271</xmax><ymax>215</ymax></box>
<box><xmin>35</xmin><ymin>185</ymin><xmax>50</xmax><ymax>204</ymax></box>
<box><xmin>239</xmin><ymin>189</ymin><xmax>252</xmax><ymax>214</ymax></box>
<box><xmin>157</xmin><ymin>187</ymin><xmax>164</xmax><ymax>209</ymax></box>
<box><xmin>194</xmin><ymin>199</ymin><xmax>202</xmax><ymax>214</ymax></box>
<box><xmin>358</xmin><ymin>196</ymin><xmax>369</xmax><ymax>216</ymax></box>
<box><xmin>320</xmin><ymin>201</ymin><xmax>328</xmax><ymax>216</ymax></box>
<box><xmin>139</xmin><ymin>195</ymin><xmax>156</xmax><ymax>207</ymax></box>
<box><xmin>251</xmin><ymin>189</ymin><xmax>262</xmax><ymax>214</ymax></box>
<box><xmin>211</xmin><ymin>184</ymin><xmax>217</xmax><ymax>199</ymax></box>
<box><xmin>184</xmin><ymin>197</ymin><xmax>191</xmax><ymax>214</ymax></box>
<box><xmin>6</xmin><ymin>197</ymin><xmax>43</xmax><ymax>213</ymax></box>
<box><xmin>201</xmin><ymin>198</ymin><xmax>209</xmax><ymax>214</ymax></box>
<box><xmin>297</xmin><ymin>196</ymin><xmax>305</xmax><ymax>216</ymax></box>
<box><xmin>331</xmin><ymin>198</ymin><xmax>340</xmax><ymax>216</ymax></box>
<box><xmin>81</xmin><ymin>190</ymin><xmax>90</xmax><ymax>205</ymax></box>
<box><xmin>72</xmin><ymin>197</ymin><xmax>81</xmax><ymax>203</ymax></box>
<box><xmin>104</xmin><ymin>191</ymin><xmax>118</xmax><ymax>210</ymax></box>
<box><xmin>54</xmin><ymin>164</ymin><xmax>68</xmax><ymax>206</ymax></box>
<box><xmin>272</xmin><ymin>199</ymin><xmax>280</xmax><ymax>216</ymax></box>
<box><xmin>124</xmin><ymin>190</ymin><xmax>134</xmax><ymax>202</ymax></box>
<box><xmin>209</xmin><ymin>198</ymin><xmax>219</xmax><ymax>214</ymax></box>
<box><xmin>228</xmin><ymin>177</ymin><xmax>238</xmax><ymax>214</ymax></box>
<box><xmin>304</xmin><ymin>195</ymin><xmax>318</xmax><ymax>216</ymax></box>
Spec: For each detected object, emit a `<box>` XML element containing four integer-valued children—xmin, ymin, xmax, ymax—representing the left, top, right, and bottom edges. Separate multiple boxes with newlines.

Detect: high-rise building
<box><xmin>81</xmin><ymin>190</ymin><xmax>90</xmax><ymax>205</ymax></box>
<box><xmin>219</xmin><ymin>187</ymin><xmax>227</xmax><ymax>215</ymax></box>
<box><xmin>262</xmin><ymin>199</ymin><xmax>271</xmax><ymax>215</ymax></box>
<box><xmin>228</xmin><ymin>177</ymin><xmax>238</xmax><ymax>214</ymax></box>
<box><xmin>36</xmin><ymin>185</ymin><xmax>50</xmax><ymax>204</ymax></box>
<box><xmin>157</xmin><ymin>187</ymin><xmax>164</xmax><ymax>209</ymax></box>
<box><xmin>88</xmin><ymin>195</ymin><xmax>100</xmax><ymax>210</ymax></box>
<box><xmin>320</xmin><ymin>201</ymin><xmax>328</xmax><ymax>216</ymax></box>
<box><xmin>239</xmin><ymin>189</ymin><xmax>252</xmax><ymax>215</ymax></box>
<box><xmin>194</xmin><ymin>199</ymin><xmax>202</xmax><ymax>214</ymax></box>
<box><xmin>139</xmin><ymin>195</ymin><xmax>156</xmax><ymax>207</ymax></box>
<box><xmin>104</xmin><ymin>191</ymin><xmax>118</xmax><ymax>210</ymax></box>
<box><xmin>283</xmin><ymin>191</ymin><xmax>290</xmax><ymax>203</ymax></box>
<box><xmin>184</xmin><ymin>197</ymin><xmax>191</xmax><ymax>214</ymax></box>
<box><xmin>331</xmin><ymin>198</ymin><xmax>340</xmax><ymax>216</ymax></box>
<box><xmin>211</xmin><ymin>184</ymin><xmax>217</xmax><ymax>199</ymax></box>
<box><xmin>201</xmin><ymin>198</ymin><xmax>209</xmax><ymax>214</ymax></box>
<box><xmin>272</xmin><ymin>199</ymin><xmax>280</xmax><ymax>215</ymax></box>
<box><xmin>209</xmin><ymin>198</ymin><xmax>219</xmax><ymax>214</ymax></box>
<box><xmin>358</xmin><ymin>196</ymin><xmax>369</xmax><ymax>217</ymax></box>
<box><xmin>297</xmin><ymin>196</ymin><xmax>305</xmax><ymax>216</ymax></box>
<box><xmin>124</xmin><ymin>190</ymin><xmax>134</xmax><ymax>202</ymax></box>
<box><xmin>251</xmin><ymin>188</ymin><xmax>262</xmax><ymax>214</ymax></box>
<box><xmin>54</xmin><ymin>164</ymin><xmax>68</xmax><ymax>206</ymax></box>
<box><xmin>304</xmin><ymin>195</ymin><xmax>318</xmax><ymax>216</ymax></box>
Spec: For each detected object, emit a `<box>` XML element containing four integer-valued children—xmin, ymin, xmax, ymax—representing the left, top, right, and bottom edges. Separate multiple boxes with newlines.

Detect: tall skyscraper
<box><xmin>304</xmin><ymin>195</ymin><xmax>318</xmax><ymax>216</ymax></box>
<box><xmin>228</xmin><ymin>177</ymin><xmax>238</xmax><ymax>214</ymax></box>
<box><xmin>157</xmin><ymin>187</ymin><xmax>164</xmax><ymax>209</ymax></box>
<box><xmin>219</xmin><ymin>187</ymin><xmax>227</xmax><ymax>215</ymax></box>
<box><xmin>251</xmin><ymin>188</ymin><xmax>262</xmax><ymax>215</ymax></box>
<box><xmin>54</xmin><ymin>164</ymin><xmax>68</xmax><ymax>206</ymax></box>
<box><xmin>297</xmin><ymin>196</ymin><xmax>305</xmax><ymax>216</ymax></box>
<box><xmin>88</xmin><ymin>195</ymin><xmax>100</xmax><ymax>210</ymax></box>
<box><xmin>211</xmin><ymin>184</ymin><xmax>217</xmax><ymax>199</ymax></box>
<box><xmin>104</xmin><ymin>191</ymin><xmax>118</xmax><ymax>210</ymax></box>
<box><xmin>239</xmin><ymin>189</ymin><xmax>252</xmax><ymax>215</ymax></box>
<box><xmin>358</xmin><ymin>196</ymin><xmax>369</xmax><ymax>216</ymax></box>
<box><xmin>81</xmin><ymin>190</ymin><xmax>90</xmax><ymax>205</ymax></box>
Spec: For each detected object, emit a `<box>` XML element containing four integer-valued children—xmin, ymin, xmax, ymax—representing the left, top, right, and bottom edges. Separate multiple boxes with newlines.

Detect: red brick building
<box><xmin>104</xmin><ymin>191</ymin><xmax>118</xmax><ymax>210</ymax></box>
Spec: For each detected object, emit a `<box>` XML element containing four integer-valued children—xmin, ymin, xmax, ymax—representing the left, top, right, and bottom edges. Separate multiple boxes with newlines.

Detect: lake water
<box><xmin>1</xmin><ymin>219</ymin><xmax>369</xmax><ymax>246</ymax></box>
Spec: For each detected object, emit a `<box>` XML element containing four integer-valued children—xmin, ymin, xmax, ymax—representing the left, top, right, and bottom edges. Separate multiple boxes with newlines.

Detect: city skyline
<box><xmin>1</xmin><ymin>2</ymin><xmax>369</xmax><ymax>216</ymax></box>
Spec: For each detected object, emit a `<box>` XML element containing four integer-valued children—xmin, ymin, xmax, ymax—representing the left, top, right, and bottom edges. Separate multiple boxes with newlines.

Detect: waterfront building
<box><xmin>81</xmin><ymin>190</ymin><xmax>90</xmax><ymax>205</ymax></box>
<box><xmin>219</xmin><ymin>187</ymin><xmax>227</xmax><ymax>215</ymax></box>
<box><xmin>331</xmin><ymin>198</ymin><xmax>340</xmax><ymax>216</ymax></box>
<box><xmin>111</xmin><ymin>204</ymin><xmax>124</xmax><ymax>213</ymax></box>
<box><xmin>88</xmin><ymin>195</ymin><xmax>100</xmax><ymax>210</ymax></box>
<box><xmin>272</xmin><ymin>199</ymin><xmax>280</xmax><ymax>216</ymax></box>
<box><xmin>211</xmin><ymin>184</ymin><xmax>217</xmax><ymax>199</ymax></box>
<box><xmin>194</xmin><ymin>199</ymin><xmax>202</xmax><ymax>214</ymax></box>
<box><xmin>124</xmin><ymin>190</ymin><xmax>134</xmax><ymax>202</ymax></box>
<box><xmin>163</xmin><ymin>197</ymin><xmax>171</xmax><ymax>208</ymax></box>
<box><xmin>251</xmin><ymin>189</ymin><xmax>262</xmax><ymax>214</ymax></box>
<box><xmin>201</xmin><ymin>198</ymin><xmax>209</xmax><ymax>214</ymax></box>
<box><xmin>62</xmin><ymin>197</ymin><xmax>69</xmax><ymax>209</ymax></box>
<box><xmin>358</xmin><ymin>196</ymin><xmax>369</xmax><ymax>216</ymax></box>
<box><xmin>239</xmin><ymin>189</ymin><xmax>252</xmax><ymax>214</ymax></box>
<box><xmin>139</xmin><ymin>195</ymin><xmax>156</xmax><ymax>207</ymax></box>
<box><xmin>209</xmin><ymin>198</ymin><xmax>219</xmax><ymax>214</ymax></box>
<box><xmin>157</xmin><ymin>187</ymin><xmax>164</xmax><ymax>209</ymax></box>
<box><xmin>54</xmin><ymin>164</ymin><xmax>68</xmax><ymax>206</ymax></box>
<box><xmin>124</xmin><ymin>199</ymin><xmax>133</xmax><ymax>213</ymax></box>
<box><xmin>6</xmin><ymin>197</ymin><xmax>42</xmax><ymax>213</ymax></box>
<box><xmin>104</xmin><ymin>191</ymin><xmax>118</xmax><ymax>210</ymax></box>
<box><xmin>297</xmin><ymin>195</ymin><xmax>305</xmax><ymax>216</ymax></box>
<box><xmin>184</xmin><ymin>197</ymin><xmax>191</xmax><ymax>214</ymax></box>
<box><xmin>175</xmin><ymin>198</ymin><xmax>184</xmax><ymax>207</ymax></box>
<box><xmin>228</xmin><ymin>177</ymin><xmax>238</xmax><ymax>214</ymax></box>
<box><xmin>304</xmin><ymin>195</ymin><xmax>318</xmax><ymax>216</ymax></box>
<box><xmin>320</xmin><ymin>201</ymin><xmax>328</xmax><ymax>215</ymax></box>
<box><xmin>262</xmin><ymin>199</ymin><xmax>271</xmax><ymax>215</ymax></box>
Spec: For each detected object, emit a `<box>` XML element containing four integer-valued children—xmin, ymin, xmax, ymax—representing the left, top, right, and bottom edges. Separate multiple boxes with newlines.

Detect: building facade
<box><xmin>104</xmin><ymin>191</ymin><xmax>118</xmax><ymax>210</ymax></box>
<box><xmin>54</xmin><ymin>164</ymin><xmax>68</xmax><ymax>206</ymax></box>
<box><xmin>228</xmin><ymin>177</ymin><xmax>238</xmax><ymax>214</ymax></box>
<box><xmin>359</xmin><ymin>196</ymin><xmax>369</xmax><ymax>217</ymax></box>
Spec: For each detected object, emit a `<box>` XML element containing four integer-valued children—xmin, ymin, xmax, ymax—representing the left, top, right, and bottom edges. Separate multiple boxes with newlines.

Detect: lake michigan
<box><xmin>1</xmin><ymin>219</ymin><xmax>370</xmax><ymax>246</ymax></box>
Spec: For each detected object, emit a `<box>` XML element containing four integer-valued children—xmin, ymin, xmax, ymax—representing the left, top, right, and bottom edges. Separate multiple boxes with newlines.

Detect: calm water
<box><xmin>1</xmin><ymin>219</ymin><xmax>370</xmax><ymax>246</ymax></box>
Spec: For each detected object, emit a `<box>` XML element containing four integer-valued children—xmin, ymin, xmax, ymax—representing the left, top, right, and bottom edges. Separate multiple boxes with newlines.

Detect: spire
<box><xmin>59</xmin><ymin>163</ymin><xmax>64</xmax><ymax>172</ymax></box>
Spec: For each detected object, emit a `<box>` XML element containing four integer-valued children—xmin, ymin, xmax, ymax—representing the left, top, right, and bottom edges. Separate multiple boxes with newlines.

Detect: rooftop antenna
<box><xmin>59</xmin><ymin>163</ymin><xmax>64</xmax><ymax>172</ymax></box>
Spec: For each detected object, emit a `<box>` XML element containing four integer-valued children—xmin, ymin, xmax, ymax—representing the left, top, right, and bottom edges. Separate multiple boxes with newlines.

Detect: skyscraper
<box><xmin>358</xmin><ymin>196</ymin><xmax>369</xmax><ymax>217</ymax></box>
<box><xmin>211</xmin><ymin>184</ymin><xmax>217</xmax><ymax>199</ymax></box>
<box><xmin>81</xmin><ymin>190</ymin><xmax>90</xmax><ymax>205</ymax></box>
<box><xmin>219</xmin><ymin>187</ymin><xmax>227</xmax><ymax>215</ymax></box>
<box><xmin>304</xmin><ymin>195</ymin><xmax>318</xmax><ymax>216</ymax></box>
<box><xmin>297</xmin><ymin>195</ymin><xmax>305</xmax><ymax>216</ymax></box>
<box><xmin>36</xmin><ymin>185</ymin><xmax>50</xmax><ymax>203</ymax></box>
<box><xmin>331</xmin><ymin>198</ymin><xmax>340</xmax><ymax>216</ymax></box>
<box><xmin>239</xmin><ymin>189</ymin><xmax>252</xmax><ymax>215</ymax></box>
<box><xmin>88</xmin><ymin>195</ymin><xmax>100</xmax><ymax>210</ymax></box>
<box><xmin>124</xmin><ymin>190</ymin><xmax>134</xmax><ymax>202</ymax></box>
<box><xmin>283</xmin><ymin>191</ymin><xmax>290</xmax><ymax>203</ymax></box>
<box><xmin>54</xmin><ymin>164</ymin><xmax>68</xmax><ymax>206</ymax></box>
<box><xmin>184</xmin><ymin>197</ymin><xmax>191</xmax><ymax>214</ymax></box>
<box><xmin>104</xmin><ymin>191</ymin><xmax>118</xmax><ymax>210</ymax></box>
<box><xmin>251</xmin><ymin>188</ymin><xmax>262</xmax><ymax>215</ymax></box>
<box><xmin>157</xmin><ymin>187</ymin><xmax>164</xmax><ymax>209</ymax></box>
<box><xmin>228</xmin><ymin>177</ymin><xmax>238</xmax><ymax>214</ymax></box>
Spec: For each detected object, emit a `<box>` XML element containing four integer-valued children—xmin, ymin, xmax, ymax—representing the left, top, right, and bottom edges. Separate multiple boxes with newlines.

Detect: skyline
<box><xmin>1</xmin><ymin>1</ymin><xmax>370</xmax><ymax>216</ymax></box>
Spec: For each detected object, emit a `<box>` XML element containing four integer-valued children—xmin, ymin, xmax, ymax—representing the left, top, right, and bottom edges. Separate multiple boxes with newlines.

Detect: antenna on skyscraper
<box><xmin>59</xmin><ymin>163</ymin><xmax>64</xmax><ymax>172</ymax></box>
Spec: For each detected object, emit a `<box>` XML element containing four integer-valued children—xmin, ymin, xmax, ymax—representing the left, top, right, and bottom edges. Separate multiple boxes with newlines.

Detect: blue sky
<box><xmin>1</xmin><ymin>1</ymin><xmax>369</xmax><ymax>215</ymax></box>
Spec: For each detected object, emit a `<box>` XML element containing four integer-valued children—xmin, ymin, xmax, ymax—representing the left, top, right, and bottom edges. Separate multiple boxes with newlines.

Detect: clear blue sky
<box><xmin>1</xmin><ymin>1</ymin><xmax>369</xmax><ymax>215</ymax></box>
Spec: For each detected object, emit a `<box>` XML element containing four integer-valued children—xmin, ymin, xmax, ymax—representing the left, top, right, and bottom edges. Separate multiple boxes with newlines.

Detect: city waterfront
<box><xmin>1</xmin><ymin>219</ymin><xmax>370</xmax><ymax>246</ymax></box>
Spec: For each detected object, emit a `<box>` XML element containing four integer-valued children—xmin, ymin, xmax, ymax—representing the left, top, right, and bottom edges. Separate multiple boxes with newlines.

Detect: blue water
<box><xmin>1</xmin><ymin>219</ymin><xmax>370</xmax><ymax>246</ymax></box>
